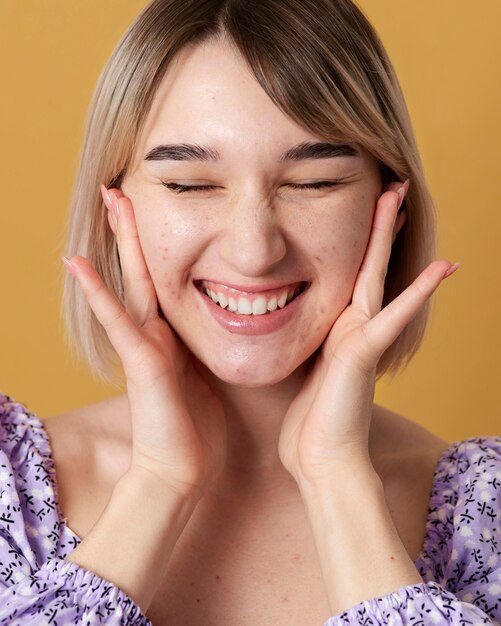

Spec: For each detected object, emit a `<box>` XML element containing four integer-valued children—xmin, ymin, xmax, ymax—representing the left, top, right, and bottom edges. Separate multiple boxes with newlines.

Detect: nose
<box><xmin>219</xmin><ymin>195</ymin><xmax>287</xmax><ymax>277</ymax></box>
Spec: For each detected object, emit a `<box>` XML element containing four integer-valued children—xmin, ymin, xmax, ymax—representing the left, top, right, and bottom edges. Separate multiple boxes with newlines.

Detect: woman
<box><xmin>0</xmin><ymin>0</ymin><xmax>499</xmax><ymax>624</ymax></box>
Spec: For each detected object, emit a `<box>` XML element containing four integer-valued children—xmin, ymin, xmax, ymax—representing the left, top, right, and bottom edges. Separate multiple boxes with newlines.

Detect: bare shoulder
<box><xmin>368</xmin><ymin>404</ymin><xmax>451</xmax><ymax>562</ymax></box>
<box><xmin>371</xmin><ymin>403</ymin><xmax>451</xmax><ymax>484</ymax></box>
<box><xmin>43</xmin><ymin>395</ymin><xmax>132</xmax><ymax>538</ymax></box>
<box><xmin>44</xmin><ymin>394</ymin><xmax>130</xmax><ymax>468</ymax></box>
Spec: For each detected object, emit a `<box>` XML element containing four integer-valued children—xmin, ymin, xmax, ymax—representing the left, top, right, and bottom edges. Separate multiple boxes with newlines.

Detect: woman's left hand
<box><xmin>278</xmin><ymin>180</ymin><xmax>459</xmax><ymax>487</ymax></box>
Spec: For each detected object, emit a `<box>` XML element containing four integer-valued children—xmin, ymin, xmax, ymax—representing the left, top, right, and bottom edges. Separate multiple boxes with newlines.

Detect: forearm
<box><xmin>65</xmin><ymin>466</ymin><xmax>199</xmax><ymax>614</ymax></box>
<box><xmin>299</xmin><ymin>463</ymin><xmax>422</xmax><ymax>617</ymax></box>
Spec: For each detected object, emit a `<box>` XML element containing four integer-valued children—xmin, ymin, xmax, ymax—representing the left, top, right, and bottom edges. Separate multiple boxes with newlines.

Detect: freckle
<box><xmin>285</xmin><ymin>533</ymin><xmax>289</xmax><ymax>538</ymax></box>
<box><xmin>215</xmin><ymin>574</ymin><xmax>221</xmax><ymax>582</ymax></box>
<box><xmin>162</xmin><ymin>255</ymin><xmax>166</xmax><ymax>260</ymax></box>
<box><xmin>266</xmin><ymin>578</ymin><xmax>272</xmax><ymax>584</ymax></box>
<box><xmin>320</xmin><ymin>307</ymin><xmax>325</xmax><ymax>314</ymax></box>
<box><xmin>196</xmin><ymin>598</ymin><xmax>201</xmax><ymax>603</ymax></box>
<box><xmin>353</xmin><ymin>240</ymin><xmax>358</xmax><ymax>248</ymax></box>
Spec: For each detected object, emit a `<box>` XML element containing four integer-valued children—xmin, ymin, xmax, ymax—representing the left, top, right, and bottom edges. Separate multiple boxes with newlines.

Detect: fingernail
<box><xmin>396</xmin><ymin>178</ymin><xmax>410</xmax><ymax>212</ymax></box>
<box><xmin>443</xmin><ymin>262</ymin><xmax>460</xmax><ymax>279</ymax></box>
<box><xmin>100</xmin><ymin>183</ymin><xmax>113</xmax><ymax>210</ymax></box>
<box><xmin>61</xmin><ymin>255</ymin><xmax>76</xmax><ymax>276</ymax></box>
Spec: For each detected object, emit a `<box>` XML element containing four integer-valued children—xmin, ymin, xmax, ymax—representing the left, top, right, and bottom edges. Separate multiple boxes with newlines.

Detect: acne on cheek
<box><xmin>164</xmin><ymin>280</ymin><xmax>175</xmax><ymax>293</ymax></box>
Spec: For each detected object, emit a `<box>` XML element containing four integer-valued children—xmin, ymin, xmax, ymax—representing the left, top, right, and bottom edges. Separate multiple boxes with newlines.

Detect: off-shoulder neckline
<box><xmin>1</xmin><ymin>393</ymin><xmax>497</xmax><ymax>568</ymax></box>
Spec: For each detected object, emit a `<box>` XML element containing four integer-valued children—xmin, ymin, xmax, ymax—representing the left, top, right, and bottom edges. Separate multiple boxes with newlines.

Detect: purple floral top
<box><xmin>0</xmin><ymin>391</ymin><xmax>499</xmax><ymax>625</ymax></box>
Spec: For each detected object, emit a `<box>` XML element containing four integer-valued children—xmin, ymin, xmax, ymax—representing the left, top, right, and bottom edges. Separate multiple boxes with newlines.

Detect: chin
<box><xmin>193</xmin><ymin>345</ymin><xmax>315</xmax><ymax>388</ymax></box>
<box><xmin>210</xmin><ymin>367</ymin><xmax>290</xmax><ymax>388</ymax></box>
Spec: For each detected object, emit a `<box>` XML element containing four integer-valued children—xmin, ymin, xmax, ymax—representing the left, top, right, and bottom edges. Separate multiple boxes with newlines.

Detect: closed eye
<box><xmin>161</xmin><ymin>181</ymin><xmax>343</xmax><ymax>194</ymax></box>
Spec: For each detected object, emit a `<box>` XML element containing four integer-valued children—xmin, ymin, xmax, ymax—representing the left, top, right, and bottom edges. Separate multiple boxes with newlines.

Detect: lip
<box><xmin>195</xmin><ymin>281</ymin><xmax>310</xmax><ymax>335</ymax></box>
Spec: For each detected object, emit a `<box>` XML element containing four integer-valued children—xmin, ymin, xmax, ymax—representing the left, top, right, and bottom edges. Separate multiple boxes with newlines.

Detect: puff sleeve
<box><xmin>0</xmin><ymin>392</ymin><xmax>151</xmax><ymax>625</ymax></box>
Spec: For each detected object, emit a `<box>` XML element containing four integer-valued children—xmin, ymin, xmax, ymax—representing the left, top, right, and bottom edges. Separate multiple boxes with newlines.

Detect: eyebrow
<box><xmin>144</xmin><ymin>141</ymin><xmax>360</xmax><ymax>162</ymax></box>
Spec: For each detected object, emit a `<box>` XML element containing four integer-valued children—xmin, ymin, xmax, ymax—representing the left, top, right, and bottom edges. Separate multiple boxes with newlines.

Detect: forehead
<box><xmin>130</xmin><ymin>38</ymin><xmax>375</xmax><ymax>173</ymax></box>
<box><xmin>137</xmin><ymin>40</ymin><xmax>311</xmax><ymax>152</ymax></box>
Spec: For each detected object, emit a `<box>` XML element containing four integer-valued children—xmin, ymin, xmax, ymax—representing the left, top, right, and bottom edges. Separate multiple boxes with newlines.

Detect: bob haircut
<box><xmin>62</xmin><ymin>0</ymin><xmax>436</xmax><ymax>387</ymax></box>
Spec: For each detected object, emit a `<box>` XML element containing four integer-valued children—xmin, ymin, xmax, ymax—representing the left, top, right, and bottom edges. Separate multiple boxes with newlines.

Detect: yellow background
<box><xmin>0</xmin><ymin>1</ymin><xmax>499</xmax><ymax>440</ymax></box>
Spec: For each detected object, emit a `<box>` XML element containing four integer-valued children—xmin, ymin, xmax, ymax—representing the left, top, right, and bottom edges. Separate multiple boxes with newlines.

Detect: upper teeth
<box><xmin>205</xmin><ymin>286</ymin><xmax>300</xmax><ymax>315</ymax></box>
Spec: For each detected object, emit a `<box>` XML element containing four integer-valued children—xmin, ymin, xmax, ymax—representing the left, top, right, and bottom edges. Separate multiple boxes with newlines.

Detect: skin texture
<box><xmin>63</xmin><ymin>36</ymin><xmax>456</xmax><ymax>616</ymax></box>
<box><xmin>113</xmin><ymin>37</ymin><xmax>410</xmax><ymax>497</ymax></box>
<box><xmin>123</xmin><ymin>40</ymin><xmax>382</xmax><ymax>388</ymax></box>
<box><xmin>70</xmin><ymin>37</ymin><xmax>452</xmax><ymax>505</ymax></box>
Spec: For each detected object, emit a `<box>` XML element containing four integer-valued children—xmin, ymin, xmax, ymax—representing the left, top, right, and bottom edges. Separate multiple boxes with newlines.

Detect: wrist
<box><xmin>297</xmin><ymin>458</ymin><xmax>382</xmax><ymax>502</ymax></box>
<box><xmin>297</xmin><ymin>464</ymin><xmax>420</xmax><ymax>616</ymax></box>
<box><xmin>117</xmin><ymin>465</ymin><xmax>203</xmax><ymax>510</ymax></box>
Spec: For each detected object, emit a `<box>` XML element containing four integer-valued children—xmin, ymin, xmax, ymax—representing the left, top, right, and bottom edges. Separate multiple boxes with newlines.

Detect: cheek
<box><xmin>308</xmin><ymin>205</ymin><xmax>374</xmax><ymax>331</ymax></box>
<box><xmin>134</xmin><ymin>212</ymin><xmax>206</xmax><ymax>299</ymax></box>
<box><xmin>311</xmin><ymin>209</ymin><xmax>373</xmax><ymax>274</ymax></box>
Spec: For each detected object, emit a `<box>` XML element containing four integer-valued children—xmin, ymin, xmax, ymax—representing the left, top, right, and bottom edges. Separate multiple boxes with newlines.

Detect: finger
<box><xmin>103</xmin><ymin>185</ymin><xmax>124</xmax><ymax>236</ymax></box>
<box><xmin>101</xmin><ymin>185</ymin><xmax>158</xmax><ymax>327</ymax></box>
<box><xmin>352</xmin><ymin>179</ymin><xmax>409</xmax><ymax>318</ymax></box>
<box><xmin>392</xmin><ymin>210</ymin><xmax>406</xmax><ymax>244</ymax></box>
<box><xmin>64</xmin><ymin>255</ymin><xmax>151</xmax><ymax>370</ymax></box>
<box><xmin>360</xmin><ymin>259</ymin><xmax>453</xmax><ymax>363</ymax></box>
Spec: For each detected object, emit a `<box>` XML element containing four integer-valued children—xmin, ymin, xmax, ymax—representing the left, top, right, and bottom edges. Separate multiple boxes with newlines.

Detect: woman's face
<box><xmin>121</xmin><ymin>38</ymin><xmax>384</xmax><ymax>386</ymax></box>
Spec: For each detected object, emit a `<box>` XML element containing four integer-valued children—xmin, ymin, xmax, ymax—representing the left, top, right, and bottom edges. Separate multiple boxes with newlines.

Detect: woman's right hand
<box><xmin>62</xmin><ymin>185</ymin><xmax>227</xmax><ymax>502</ymax></box>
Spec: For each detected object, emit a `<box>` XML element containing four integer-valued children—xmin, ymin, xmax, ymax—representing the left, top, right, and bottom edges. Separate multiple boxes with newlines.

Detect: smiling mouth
<box><xmin>194</xmin><ymin>280</ymin><xmax>310</xmax><ymax>316</ymax></box>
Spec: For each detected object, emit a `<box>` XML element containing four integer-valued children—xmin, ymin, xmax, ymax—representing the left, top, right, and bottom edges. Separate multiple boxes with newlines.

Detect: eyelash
<box><xmin>161</xmin><ymin>181</ymin><xmax>342</xmax><ymax>194</ymax></box>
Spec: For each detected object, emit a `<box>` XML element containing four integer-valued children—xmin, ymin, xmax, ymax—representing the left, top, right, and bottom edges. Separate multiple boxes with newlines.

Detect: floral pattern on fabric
<box><xmin>0</xmin><ymin>392</ymin><xmax>150</xmax><ymax>625</ymax></box>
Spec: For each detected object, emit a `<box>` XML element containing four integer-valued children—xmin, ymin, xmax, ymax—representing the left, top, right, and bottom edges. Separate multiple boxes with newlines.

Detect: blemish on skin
<box><xmin>321</xmin><ymin>246</ymin><xmax>327</xmax><ymax>253</ymax></box>
<box><xmin>314</xmin><ymin>255</ymin><xmax>321</xmax><ymax>261</ymax></box>
<box><xmin>266</xmin><ymin>578</ymin><xmax>272</xmax><ymax>584</ymax></box>
<box><xmin>281</xmin><ymin>596</ymin><xmax>289</xmax><ymax>603</ymax></box>
<box><xmin>292</xmin><ymin>553</ymin><xmax>301</xmax><ymax>563</ymax></box>
<box><xmin>285</xmin><ymin>534</ymin><xmax>289</xmax><ymax>538</ymax></box>
<box><xmin>215</xmin><ymin>575</ymin><xmax>221</xmax><ymax>582</ymax></box>
<box><xmin>353</xmin><ymin>239</ymin><xmax>358</xmax><ymax>248</ymax></box>
<box><xmin>319</xmin><ymin>307</ymin><xmax>325</xmax><ymax>314</ymax></box>
<box><xmin>196</xmin><ymin>598</ymin><xmax>201</xmax><ymax>603</ymax></box>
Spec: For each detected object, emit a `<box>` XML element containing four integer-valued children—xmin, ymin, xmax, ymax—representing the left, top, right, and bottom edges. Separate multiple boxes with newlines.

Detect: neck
<box><xmin>200</xmin><ymin>360</ymin><xmax>311</xmax><ymax>501</ymax></box>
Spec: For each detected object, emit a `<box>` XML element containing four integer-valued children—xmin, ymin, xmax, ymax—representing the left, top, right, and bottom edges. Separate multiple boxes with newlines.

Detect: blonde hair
<box><xmin>62</xmin><ymin>0</ymin><xmax>436</xmax><ymax>387</ymax></box>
